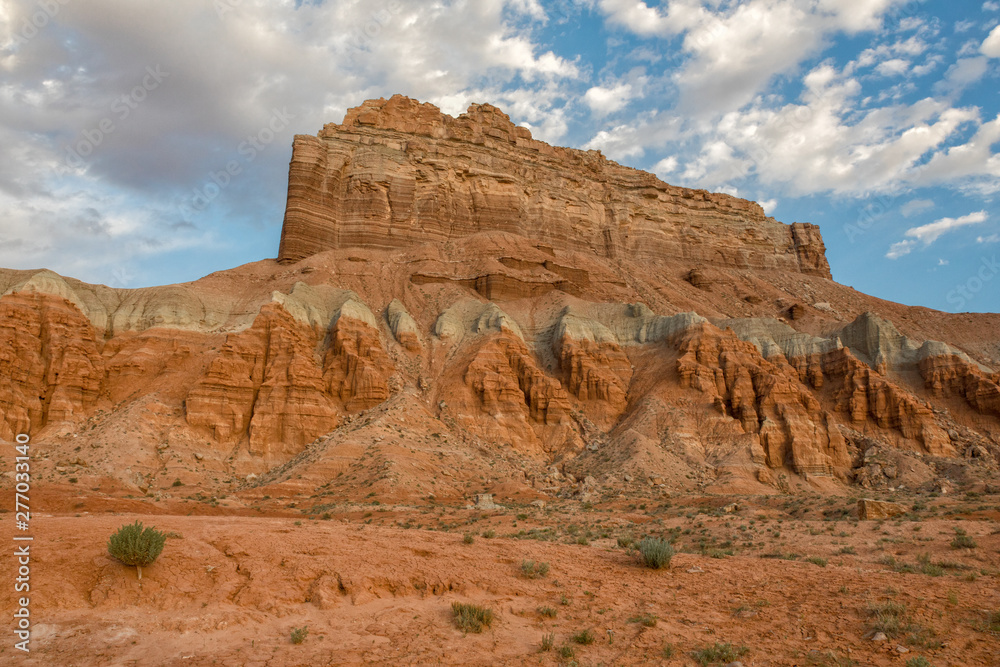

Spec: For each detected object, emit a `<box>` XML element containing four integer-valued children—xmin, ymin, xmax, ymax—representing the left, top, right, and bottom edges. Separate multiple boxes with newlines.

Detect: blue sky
<box><xmin>1</xmin><ymin>0</ymin><xmax>998</xmax><ymax>312</ymax></box>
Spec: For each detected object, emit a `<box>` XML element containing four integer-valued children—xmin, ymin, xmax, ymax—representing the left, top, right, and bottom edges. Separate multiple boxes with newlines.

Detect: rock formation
<box><xmin>278</xmin><ymin>95</ymin><xmax>830</xmax><ymax>278</ymax></box>
<box><xmin>1</xmin><ymin>96</ymin><xmax>998</xmax><ymax>499</ymax></box>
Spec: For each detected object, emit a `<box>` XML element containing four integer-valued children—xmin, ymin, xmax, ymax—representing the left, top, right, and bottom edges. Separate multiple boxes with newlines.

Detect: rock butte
<box><xmin>0</xmin><ymin>94</ymin><xmax>998</xmax><ymax>499</ymax></box>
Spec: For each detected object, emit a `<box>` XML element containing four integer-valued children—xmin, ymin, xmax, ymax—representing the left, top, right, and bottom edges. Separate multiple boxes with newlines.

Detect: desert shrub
<box><xmin>290</xmin><ymin>626</ymin><xmax>308</xmax><ymax>644</ymax></box>
<box><xmin>905</xmin><ymin>657</ymin><xmax>931</xmax><ymax>667</ymax></box>
<box><xmin>107</xmin><ymin>521</ymin><xmax>166</xmax><ymax>580</ymax></box>
<box><xmin>463</xmin><ymin>533</ymin><xmax>475</xmax><ymax>544</ymax></box>
<box><xmin>540</xmin><ymin>632</ymin><xmax>554</xmax><ymax>651</ymax></box>
<box><xmin>629</xmin><ymin>613</ymin><xmax>657</xmax><ymax>627</ymax></box>
<box><xmin>806</xmin><ymin>556</ymin><xmax>828</xmax><ymax>567</ymax></box>
<box><xmin>951</xmin><ymin>534</ymin><xmax>976</xmax><ymax>549</ymax></box>
<box><xmin>452</xmin><ymin>602</ymin><xmax>494</xmax><ymax>633</ymax></box>
<box><xmin>571</xmin><ymin>629</ymin><xmax>595</xmax><ymax>645</ymax></box>
<box><xmin>636</xmin><ymin>537</ymin><xmax>674</xmax><ymax>569</ymax></box>
<box><xmin>692</xmin><ymin>642</ymin><xmax>749</xmax><ymax>666</ymax></box>
<box><xmin>866</xmin><ymin>600</ymin><xmax>908</xmax><ymax>637</ymax></box>
<box><xmin>537</xmin><ymin>606</ymin><xmax>557</xmax><ymax>618</ymax></box>
<box><xmin>520</xmin><ymin>560</ymin><xmax>550</xmax><ymax>579</ymax></box>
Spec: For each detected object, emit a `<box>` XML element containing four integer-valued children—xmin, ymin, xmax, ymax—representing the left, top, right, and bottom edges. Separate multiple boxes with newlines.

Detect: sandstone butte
<box><xmin>0</xmin><ymin>93</ymin><xmax>998</xmax><ymax>502</ymax></box>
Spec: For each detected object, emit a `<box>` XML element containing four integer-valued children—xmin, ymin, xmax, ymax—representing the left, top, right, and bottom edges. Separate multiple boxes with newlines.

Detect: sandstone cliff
<box><xmin>278</xmin><ymin>95</ymin><xmax>830</xmax><ymax>278</ymax></box>
<box><xmin>1</xmin><ymin>96</ymin><xmax>998</xmax><ymax>502</ymax></box>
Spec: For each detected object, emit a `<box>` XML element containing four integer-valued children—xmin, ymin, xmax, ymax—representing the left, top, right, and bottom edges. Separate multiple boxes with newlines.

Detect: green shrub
<box><xmin>951</xmin><ymin>534</ymin><xmax>976</xmax><ymax>549</ymax></box>
<box><xmin>636</xmin><ymin>537</ymin><xmax>674</xmax><ymax>569</ymax></box>
<box><xmin>290</xmin><ymin>626</ymin><xmax>308</xmax><ymax>644</ymax></box>
<box><xmin>571</xmin><ymin>629</ymin><xmax>595</xmax><ymax>645</ymax></box>
<box><xmin>520</xmin><ymin>560</ymin><xmax>550</xmax><ymax>579</ymax></box>
<box><xmin>537</xmin><ymin>606</ymin><xmax>557</xmax><ymax>618</ymax></box>
<box><xmin>558</xmin><ymin>645</ymin><xmax>575</xmax><ymax>659</ymax></box>
<box><xmin>866</xmin><ymin>600</ymin><xmax>908</xmax><ymax>638</ymax></box>
<box><xmin>107</xmin><ymin>521</ymin><xmax>166</xmax><ymax>580</ymax></box>
<box><xmin>806</xmin><ymin>556</ymin><xmax>828</xmax><ymax>567</ymax></box>
<box><xmin>905</xmin><ymin>657</ymin><xmax>931</xmax><ymax>667</ymax></box>
<box><xmin>540</xmin><ymin>632</ymin><xmax>554</xmax><ymax>652</ymax></box>
<box><xmin>692</xmin><ymin>642</ymin><xmax>749</xmax><ymax>666</ymax></box>
<box><xmin>463</xmin><ymin>533</ymin><xmax>475</xmax><ymax>544</ymax></box>
<box><xmin>452</xmin><ymin>602</ymin><xmax>494</xmax><ymax>633</ymax></box>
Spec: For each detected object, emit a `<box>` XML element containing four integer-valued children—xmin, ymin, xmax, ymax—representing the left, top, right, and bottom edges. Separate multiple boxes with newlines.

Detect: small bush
<box><xmin>636</xmin><ymin>537</ymin><xmax>674</xmax><ymax>569</ymax></box>
<box><xmin>107</xmin><ymin>521</ymin><xmax>166</xmax><ymax>580</ymax></box>
<box><xmin>172</xmin><ymin>479</ymin><xmax>183</xmax><ymax>487</ymax></box>
<box><xmin>537</xmin><ymin>606</ymin><xmax>557</xmax><ymax>618</ymax></box>
<box><xmin>692</xmin><ymin>642</ymin><xmax>749</xmax><ymax>666</ymax></box>
<box><xmin>866</xmin><ymin>600</ymin><xmax>908</xmax><ymax>638</ymax></box>
<box><xmin>806</xmin><ymin>556</ymin><xmax>828</xmax><ymax>567</ymax></box>
<box><xmin>520</xmin><ymin>560</ymin><xmax>550</xmax><ymax>579</ymax></box>
<box><xmin>482</xmin><ymin>529</ymin><xmax>496</xmax><ymax>539</ymax></box>
<box><xmin>571</xmin><ymin>629</ymin><xmax>595</xmax><ymax>645</ymax></box>
<box><xmin>540</xmin><ymin>632</ymin><xmax>555</xmax><ymax>652</ymax></box>
<box><xmin>951</xmin><ymin>534</ymin><xmax>976</xmax><ymax>549</ymax></box>
<box><xmin>629</xmin><ymin>613</ymin><xmax>657</xmax><ymax>627</ymax></box>
<box><xmin>452</xmin><ymin>602</ymin><xmax>494</xmax><ymax>633</ymax></box>
<box><xmin>617</xmin><ymin>535</ymin><xmax>634</xmax><ymax>549</ymax></box>
<box><xmin>978</xmin><ymin>609</ymin><xmax>1000</xmax><ymax>634</ymax></box>
<box><xmin>905</xmin><ymin>657</ymin><xmax>931</xmax><ymax>667</ymax></box>
<box><xmin>463</xmin><ymin>533</ymin><xmax>475</xmax><ymax>544</ymax></box>
<box><xmin>558</xmin><ymin>645</ymin><xmax>575</xmax><ymax>659</ymax></box>
<box><xmin>290</xmin><ymin>626</ymin><xmax>308</xmax><ymax>644</ymax></box>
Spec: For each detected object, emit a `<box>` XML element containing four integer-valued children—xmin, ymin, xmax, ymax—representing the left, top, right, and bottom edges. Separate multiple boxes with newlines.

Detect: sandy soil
<box><xmin>2</xmin><ymin>492</ymin><xmax>998</xmax><ymax>666</ymax></box>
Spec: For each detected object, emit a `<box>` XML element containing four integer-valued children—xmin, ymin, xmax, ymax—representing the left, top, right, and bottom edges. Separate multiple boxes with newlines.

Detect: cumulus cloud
<box><xmin>982</xmin><ymin>24</ymin><xmax>1000</xmax><ymax>57</ymax></box>
<box><xmin>886</xmin><ymin>210</ymin><xmax>989</xmax><ymax>258</ymax></box>
<box><xmin>0</xmin><ymin>0</ymin><xmax>581</xmax><ymax>285</ymax></box>
<box><xmin>584</xmin><ymin>82</ymin><xmax>636</xmax><ymax>116</ymax></box>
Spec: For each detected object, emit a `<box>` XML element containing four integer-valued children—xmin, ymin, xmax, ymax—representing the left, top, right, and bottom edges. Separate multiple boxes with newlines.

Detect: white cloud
<box><xmin>982</xmin><ymin>24</ymin><xmax>1000</xmax><ymax>57</ymax></box>
<box><xmin>978</xmin><ymin>233</ymin><xmax>1000</xmax><ymax>243</ymax></box>
<box><xmin>935</xmin><ymin>56</ymin><xmax>989</xmax><ymax>95</ymax></box>
<box><xmin>584</xmin><ymin>82</ymin><xmax>636</xmax><ymax>116</ymax></box>
<box><xmin>887</xmin><ymin>210</ymin><xmax>989</xmax><ymax>258</ymax></box>
<box><xmin>875</xmin><ymin>58</ymin><xmax>910</xmax><ymax>76</ymax></box>
<box><xmin>759</xmin><ymin>198</ymin><xmax>778</xmax><ymax>214</ymax></box>
<box><xmin>985</xmin><ymin>2</ymin><xmax>1000</xmax><ymax>11</ymax></box>
<box><xmin>595</xmin><ymin>0</ymin><xmax>908</xmax><ymax>115</ymax></box>
<box><xmin>901</xmin><ymin>199</ymin><xmax>935</xmax><ymax>217</ymax></box>
<box><xmin>653</xmin><ymin>155</ymin><xmax>679</xmax><ymax>174</ymax></box>
<box><xmin>938</xmin><ymin>258</ymin><xmax>949</xmax><ymax>265</ymax></box>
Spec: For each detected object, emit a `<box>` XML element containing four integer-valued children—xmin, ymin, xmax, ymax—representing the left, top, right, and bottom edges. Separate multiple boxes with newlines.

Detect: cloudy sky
<box><xmin>1</xmin><ymin>0</ymin><xmax>998</xmax><ymax>312</ymax></box>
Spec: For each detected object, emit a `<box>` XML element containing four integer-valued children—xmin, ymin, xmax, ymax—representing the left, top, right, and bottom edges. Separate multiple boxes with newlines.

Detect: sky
<box><xmin>0</xmin><ymin>0</ymin><xmax>998</xmax><ymax>313</ymax></box>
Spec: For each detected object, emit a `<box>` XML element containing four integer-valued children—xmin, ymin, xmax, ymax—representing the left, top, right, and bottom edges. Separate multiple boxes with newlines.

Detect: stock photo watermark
<box><xmin>12</xmin><ymin>432</ymin><xmax>33</xmax><ymax>653</ymax></box>
<box><xmin>945</xmin><ymin>255</ymin><xmax>998</xmax><ymax>311</ymax></box>
<box><xmin>215</xmin><ymin>0</ymin><xmax>402</xmax><ymax>52</ymax></box>
<box><xmin>10</xmin><ymin>0</ymin><xmax>70</xmax><ymax>46</ymax></box>
<box><xmin>176</xmin><ymin>107</ymin><xmax>294</xmax><ymax>221</ymax></box>
<box><xmin>63</xmin><ymin>65</ymin><xmax>170</xmax><ymax>170</ymax></box>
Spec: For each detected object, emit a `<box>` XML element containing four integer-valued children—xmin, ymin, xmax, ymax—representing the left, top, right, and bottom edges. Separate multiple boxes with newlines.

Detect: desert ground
<box><xmin>3</xmin><ymin>484</ymin><xmax>998</xmax><ymax>666</ymax></box>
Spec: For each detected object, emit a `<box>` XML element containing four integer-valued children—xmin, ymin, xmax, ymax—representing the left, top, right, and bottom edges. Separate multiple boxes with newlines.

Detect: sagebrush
<box><xmin>107</xmin><ymin>521</ymin><xmax>166</xmax><ymax>580</ymax></box>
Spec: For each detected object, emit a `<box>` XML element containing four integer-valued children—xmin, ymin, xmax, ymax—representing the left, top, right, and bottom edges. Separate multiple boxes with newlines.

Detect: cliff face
<box><xmin>2</xmin><ymin>96</ymin><xmax>998</xmax><ymax>501</ymax></box>
<box><xmin>278</xmin><ymin>95</ymin><xmax>831</xmax><ymax>278</ymax></box>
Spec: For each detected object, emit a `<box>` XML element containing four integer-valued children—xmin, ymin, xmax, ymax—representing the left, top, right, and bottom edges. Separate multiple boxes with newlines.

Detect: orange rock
<box><xmin>0</xmin><ymin>292</ymin><xmax>102</xmax><ymax>438</ymax></box>
<box><xmin>278</xmin><ymin>95</ymin><xmax>831</xmax><ymax>278</ymax></box>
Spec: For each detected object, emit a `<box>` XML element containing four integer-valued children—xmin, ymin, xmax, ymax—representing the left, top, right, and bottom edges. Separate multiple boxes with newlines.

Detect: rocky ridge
<box><xmin>0</xmin><ymin>97</ymin><xmax>998</xmax><ymax>502</ymax></box>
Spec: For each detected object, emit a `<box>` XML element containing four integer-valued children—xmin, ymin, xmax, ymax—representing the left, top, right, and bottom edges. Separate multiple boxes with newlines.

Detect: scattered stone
<box><xmin>686</xmin><ymin>567</ymin><xmax>703</xmax><ymax>573</ymax></box>
<box><xmin>529</xmin><ymin>500</ymin><xmax>545</xmax><ymax>509</ymax></box>
<box><xmin>474</xmin><ymin>494</ymin><xmax>499</xmax><ymax>510</ymax></box>
<box><xmin>857</xmin><ymin>498</ymin><xmax>906</xmax><ymax>520</ymax></box>
<box><xmin>722</xmin><ymin>503</ymin><xmax>740</xmax><ymax>513</ymax></box>
<box><xmin>871</xmin><ymin>632</ymin><xmax>887</xmax><ymax>642</ymax></box>
<box><xmin>623</xmin><ymin>474</ymin><xmax>633</xmax><ymax>483</ymax></box>
<box><xmin>895</xmin><ymin>646</ymin><xmax>909</xmax><ymax>654</ymax></box>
